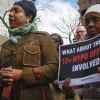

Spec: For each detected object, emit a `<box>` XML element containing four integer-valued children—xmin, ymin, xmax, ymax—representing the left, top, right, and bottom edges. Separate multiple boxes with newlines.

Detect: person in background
<box><xmin>50</xmin><ymin>33</ymin><xmax>63</xmax><ymax>52</ymax></box>
<box><xmin>73</xmin><ymin>25</ymin><xmax>87</xmax><ymax>42</ymax></box>
<box><xmin>72</xmin><ymin>25</ymin><xmax>87</xmax><ymax>100</ymax></box>
<box><xmin>0</xmin><ymin>0</ymin><xmax>58</xmax><ymax>100</ymax></box>
<box><xmin>72</xmin><ymin>25</ymin><xmax>88</xmax><ymax>100</ymax></box>
<box><xmin>50</xmin><ymin>33</ymin><xmax>76</xmax><ymax>100</ymax></box>
<box><xmin>50</xmin><ymin>33</ymin><xmax>66</xmax><ymax>100</ymax></box>
<box><xmin>80</xmin><ymin>4</ymin><xmax>100</xmax><ymax>99</ymax></box>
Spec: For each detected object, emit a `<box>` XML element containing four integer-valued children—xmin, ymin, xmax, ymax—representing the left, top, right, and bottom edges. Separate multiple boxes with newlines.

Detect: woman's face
<box><xmin>85</xmin><ymin>12</ymin><xmax>100</xmax><ymax>38</ymax></box>
<box><xmin>9</xmin><ymin>5</ymin><xmax>30</xmax><ymax>28</ymax></box>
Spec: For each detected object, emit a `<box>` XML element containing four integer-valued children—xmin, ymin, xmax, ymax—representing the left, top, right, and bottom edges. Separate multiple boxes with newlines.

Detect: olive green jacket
<box><xmin>0</xmin><ymin>31</ymin><xmax>58</xmax><ymax>100</ymax></box>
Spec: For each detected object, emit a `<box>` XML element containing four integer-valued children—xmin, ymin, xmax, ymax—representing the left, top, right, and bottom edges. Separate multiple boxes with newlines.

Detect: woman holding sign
<box><xmin>80</xmin><ymin>4</ymin><xmax>100</xmax><ymax>99</ymax></box>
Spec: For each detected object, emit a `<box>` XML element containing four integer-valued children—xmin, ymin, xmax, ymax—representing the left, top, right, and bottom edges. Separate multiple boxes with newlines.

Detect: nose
<box><xmin>88</xmin><ymin>20</ymin><xmax>95</xmax><ymax>27</ymax></box>
<box><xmin>9</xmin><ymin>10</ymin><xmax>15</xmax><ymax>18</ymax></box>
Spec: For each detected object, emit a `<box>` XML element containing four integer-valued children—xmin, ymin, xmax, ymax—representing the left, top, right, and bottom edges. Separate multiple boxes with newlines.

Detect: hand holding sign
<box><xmin>97</xmin><ymin>67</ymin><xmax>100</xmax><ymax>73</ymax></box>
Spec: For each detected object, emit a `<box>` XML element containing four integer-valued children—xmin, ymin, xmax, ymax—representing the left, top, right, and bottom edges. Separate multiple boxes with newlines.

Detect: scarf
<box><xmin>8</xmin><ymin>22</ymin><xmax>38</xmax><ymax>44</ymax></box>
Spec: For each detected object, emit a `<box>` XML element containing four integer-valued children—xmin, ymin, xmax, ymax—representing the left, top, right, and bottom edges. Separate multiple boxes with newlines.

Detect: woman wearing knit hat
<box><xmin>0</xmin><ymin>0</ymin><xmax>58</xmax><ymax>100</ymax></box>
<box><xmin>80</xmin><ymin>4</ymin><xmax>100</xmax><ymax>99</ymax></box>
<box><xmin>84</xmin><ymin>4</ymin><xmax>100</xmax><ymax>74</ymax></box>
<box><xmin>84</xmin><ymin>4</ymin><xmax>100</xmax><ymax>39</ymax></box>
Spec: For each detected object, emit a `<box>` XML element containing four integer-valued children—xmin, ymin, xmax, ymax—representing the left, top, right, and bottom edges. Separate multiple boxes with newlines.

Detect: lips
<box><xmin>9</xmin><ymin>18</ymin><xmax>17</xmax><ymax>28</ymax></box>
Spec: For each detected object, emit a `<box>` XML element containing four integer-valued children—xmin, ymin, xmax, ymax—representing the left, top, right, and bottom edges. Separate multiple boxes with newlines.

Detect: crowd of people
<box><xmin>0</xmin><ymin>0</ymin><xmax>99</xmax><ymax>100</ymax></box>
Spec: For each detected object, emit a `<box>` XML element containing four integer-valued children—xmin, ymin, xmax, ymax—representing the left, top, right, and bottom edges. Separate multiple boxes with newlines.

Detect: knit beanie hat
<box><xmin>84</xmin><ymin>4</ymin><xmax>100</xmax><ymax>16</ymax></box>
<box><xmin>14</xmin><ymin>0</ymin><xmax>37</xmax><ymax>19</ymax></box>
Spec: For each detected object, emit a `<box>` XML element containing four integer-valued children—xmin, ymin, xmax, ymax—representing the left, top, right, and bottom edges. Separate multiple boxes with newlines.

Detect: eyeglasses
<box><xmin>77</xmin><ymin>31</ymin><xmax>86</xmax><ymax>33</ymax></box>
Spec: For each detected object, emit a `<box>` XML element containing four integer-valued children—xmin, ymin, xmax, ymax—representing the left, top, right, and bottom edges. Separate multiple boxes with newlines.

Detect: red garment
<box><xmin>2</xmin><ymin>86</ymin><xmax>12</xmax><ymax>99</ymax></box>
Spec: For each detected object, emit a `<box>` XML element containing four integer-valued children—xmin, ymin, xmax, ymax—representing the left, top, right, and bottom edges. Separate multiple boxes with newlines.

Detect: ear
<box><xmin>27</xmin><ymin>15</ymin><xmax>33</xmax><ymax>22</ymax></box>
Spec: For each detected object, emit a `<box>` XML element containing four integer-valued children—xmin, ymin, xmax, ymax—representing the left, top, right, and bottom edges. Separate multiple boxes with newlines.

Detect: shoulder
<box><xmin>1</xmin><ymin>40</ymin><xmax>12</xmax><ymax>48</ymax></box>
<box><xmin>30</xmin><ymin>31</ymin><xmax>52</xmax><ymax>41</ymax></box>
<box><xmin>32</xmin><ymin>31</ymin><xmax>50</xmax><ymax>37</ymax></box>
